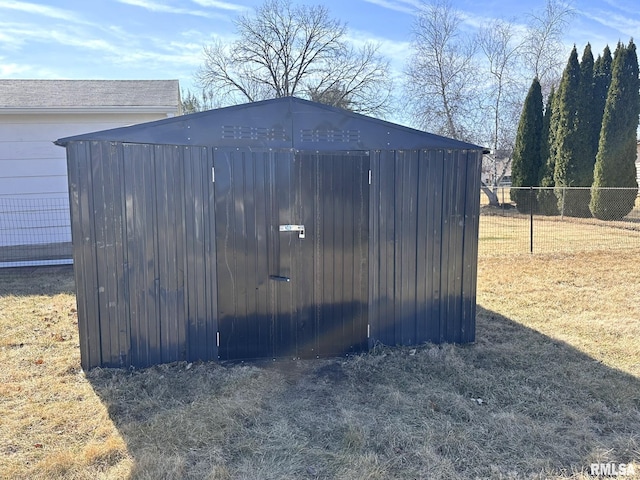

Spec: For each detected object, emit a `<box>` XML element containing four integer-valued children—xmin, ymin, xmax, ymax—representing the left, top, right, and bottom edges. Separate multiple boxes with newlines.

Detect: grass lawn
<box><xmin>1</xmin><ymin>248</ymin><xmax>639</xmax><ymax>479</ymax></box>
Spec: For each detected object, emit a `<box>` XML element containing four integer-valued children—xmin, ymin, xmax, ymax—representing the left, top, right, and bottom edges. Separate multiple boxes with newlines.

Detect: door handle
<box><xmin>279</xmin><ymin>224</ymin><xmax>305</xmax><ymax>239</ymax></box>
<box><xmin>269</xmin><ymin>275</ymin><xmax>291</xmax><ymax>282</ymax></box>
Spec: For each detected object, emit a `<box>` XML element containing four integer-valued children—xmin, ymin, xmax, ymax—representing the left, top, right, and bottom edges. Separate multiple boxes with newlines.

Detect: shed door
<box><xmin>214</xmin><ymin>150</ymin><xmax>369</xmax><ymax>360</ymax></box>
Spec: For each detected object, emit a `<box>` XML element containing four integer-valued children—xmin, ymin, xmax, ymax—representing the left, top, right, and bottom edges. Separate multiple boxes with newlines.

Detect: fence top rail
<box><xmin>504</xmin><ymin>186</ymin><xmax>639</xmax><ymax>191</ymax></box>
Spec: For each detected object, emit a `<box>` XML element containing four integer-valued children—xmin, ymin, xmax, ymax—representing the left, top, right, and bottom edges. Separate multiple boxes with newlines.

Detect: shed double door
<box><xmin>214</xmin><ymin>150</ymin><xmax>369</xmax><ymax>360</ymax></box>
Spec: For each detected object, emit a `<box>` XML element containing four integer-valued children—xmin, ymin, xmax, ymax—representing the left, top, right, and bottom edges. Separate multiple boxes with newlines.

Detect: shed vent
<box><xmin>300</xmin><ymin>129</ymin><xmax>360</xmax><ymax>143</ymax></box>
<box><xmin>221</xmin><ymin>125</ymin><xmax>287</xmax><ymax>141</ymax></box>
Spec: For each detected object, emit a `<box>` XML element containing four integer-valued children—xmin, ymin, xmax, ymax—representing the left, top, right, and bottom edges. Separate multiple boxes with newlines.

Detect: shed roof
<box><xmin>56</xmin><ymin>96</ymin><xmax>483</xmax><ymax>151</ymax></box>
<box><xmin>0</xmin><ymin>79</ymin><xmax>181</xmax><ymax>113</ymax></box>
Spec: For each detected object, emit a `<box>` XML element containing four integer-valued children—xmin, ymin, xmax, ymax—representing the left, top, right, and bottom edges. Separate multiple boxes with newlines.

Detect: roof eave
<box><xmin>0</xmin><ymin>106</ymin><xmax>179</xmax><ymax>115</ymax></box>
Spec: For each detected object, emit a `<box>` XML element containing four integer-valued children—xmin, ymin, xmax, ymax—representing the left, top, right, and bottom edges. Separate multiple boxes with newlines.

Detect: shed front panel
<box><xmin>214</xmin><ymin>149</ymin><xmax>369</xmax><ymax>360</ymax></box>
<box><xmin>368</xmin><ymin>149</ymin><xmax>482</xmax><ymax>347</ymax></box>
<box><xmin>67</xmin><ymin>141</ymin><xmax>219</xmax><ymax>369</ymax></box>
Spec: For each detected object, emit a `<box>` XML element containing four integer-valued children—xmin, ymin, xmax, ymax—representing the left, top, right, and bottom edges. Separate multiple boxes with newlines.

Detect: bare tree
<box><xmin>305</xmin><ymin>43</ymin><xmax>393</xmax><ymax>115</ymax></box>
<box><xmin>405</xmin><ymin>0</ymin><xmax>478</xmax><ymax>141</ymax></box>
<box><xmin>405</xmin><ymin>0</ymin><xmax>574</xmax><ymax>208</ymax></box>
<box><xmin>522</xmin><ymin>0</ymin><xmax>575</xmax><ymax>94</ymax></box>
<box><xmin>477</xmin><ymin>19</ymin><xmax>525</xmax><ymax>205</ymax></box>
<box><xmin>196</xmin><ymin>0</ymin><xmax>393</xmax><ymax>115</ymax></box>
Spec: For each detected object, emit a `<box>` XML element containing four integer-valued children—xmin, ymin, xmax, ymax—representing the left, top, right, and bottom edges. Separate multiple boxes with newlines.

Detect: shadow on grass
<box><xmin>86</xmin><ymin>306</ymin><xmax>640</xmax><ymax>479</ymax></box>
<box><xmin>0</xmin><ymin>265</ymin><xmax>75</xmax><ymax>296</ymax></box>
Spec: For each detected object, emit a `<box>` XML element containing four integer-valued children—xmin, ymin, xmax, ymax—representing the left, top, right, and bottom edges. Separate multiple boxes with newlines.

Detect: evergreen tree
<box><xmin>553</xmin><ymin>46</ymin><xmax>582</xmax><ymax>216</ymax></box>
<box><xmin>181</xmin><ymin>90</ymin><xmax>202</xmax><ymax>114</ymax></box>
<box><xmin>537</xmin><ymin>86</ymin><xmax>559</xmax><ymax>215</ymax></box>
<box><xmin>565</xmin><ymin>43</ymin><xmax>596</xmax><ymax>217</ymax></box>
<box><xmin>511</xmin><ymin>78</ymin><xmax>543</xmax><ymax>213</ymax></box>
<box><xmin>180</xmin><ymin>88</ymin><xmax>215</xmax><ymax>113</ymax></box>
<box><xmin>590</xmin><ymin>40</ymin><xmax>640</xmax><ymax>220</ymax></box>
<box><xmin>592</xmin><ymin>46</ymin><xmax>612</xmax><ymax>158</ymax></box>
<box><xmin>540</xmin><ymin>85</ymin><xmax>555</xmax><ymax>181</ymax></box>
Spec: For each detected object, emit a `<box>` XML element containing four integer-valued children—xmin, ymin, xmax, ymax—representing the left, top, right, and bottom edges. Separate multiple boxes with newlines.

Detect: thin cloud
<box><xmin>116</xmin><ymin>0</ymin><xmax>230</xmax><ymax>20</ymax></box>
<box><xmin>0</xmin><ymin>23</ymin><xmax>30</xmax><ymax>48</ymax></box>
<box><xmin>0</xmin><ymin>59</ymin><xmax>29</xmax><ymax>76</ymax></box>
<box><xmin>190</xmin><ymin>0</ymin><xmax>247</xmax><ymax>12</ymax></box>
<box><xmin>0</xmin><ymin>23</ymin><xmax>57</xmax><ymax>47</ymax></box>
<box><xmin>601</xmin><ymin>0</ymin><xmax>637</xmax><ymax>16</ymax></box>
<box><xmin>361</xmin><ymin>0</ymin><xmax>419</xmax><ymax>15</ymax></box>
<box><xmin>0</xmin><ymin>21</ymin><xmax>123</xmax><ymax>54</ymax></box>
<box><xmin>96</xmin><ymin>31</ymin><xmax>207</xmax><ymax>69</ymax></box>
<box><xmin>50</xmin><ymin>31</ymin><xmax>118</xmax><ymax>52</ymax></box>
<box><xmin>348</xmin><ymin>29</ymin><xmax>411</xmax><ymax>56</ymax></box>
<box><xmin>581</xmin><ymin>9</ymin><xmax>640</xmax><ymax>42</ymax></box>
<box><xmin>0</xmin><ymin>62</ymin><xmax>63</xmax><ymax>78</ymax></box>
<box><xmin>0</xmin><ymin>0</ymin><xmax>87</xmax><ymax>23</ymax></box>
<box><xmin>105</xmin><ymin>46</ymin><xmax>202</xmax><ymax>70</ymax></box>
<box><xmin>346</xmin><ymin>28</ymin><xmax>412</xmax><ymax>75</ymax></box>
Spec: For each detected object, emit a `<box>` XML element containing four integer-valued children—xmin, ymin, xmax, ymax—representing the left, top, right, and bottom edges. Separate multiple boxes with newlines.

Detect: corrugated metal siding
<box><xmin>68</xmin><ymin>141</ymin><xmax>101</xmax><ymax>369</ymax></box>
<box><xmin>68</xmin><ymin>141</ymin><xmax>218</xmax><ymax>369</ymax></box>
<box><xmin>214</xmin><ymin>149</ymin><xmax>280</xmax><ymax>359</ymax></box>
<box><xmin>462</xmin><ymin>150</ymin><xmax>482</xmax><ymax>342</ymax></box>
<box><xmin>67</xmin><ymin>138</ymin><xmax>481</xmax><ymax>368</ymax></box>
<box><xmin>311</xmin><ymin>152</ymin><xmax>369</xmax><ymax>357</ymax></box>
<box><xmin>182</xmin><ymin>146</ymin><xmax>218</xmax><ymax>363</ymax></box>
<box><xmin>368</xmin><ymin>149</ymin><xmax>482</xmax><ymax>347</ymax></box>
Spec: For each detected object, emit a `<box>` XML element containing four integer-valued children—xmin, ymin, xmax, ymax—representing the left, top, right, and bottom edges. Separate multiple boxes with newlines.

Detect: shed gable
<box><xmin>56</xmin><ymin>97</ymin><xmax>481</xmax><ymax>151</ymax></box>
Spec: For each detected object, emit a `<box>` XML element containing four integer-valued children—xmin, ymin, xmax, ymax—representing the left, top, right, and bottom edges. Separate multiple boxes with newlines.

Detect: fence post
<box><xmin>530</xmin><ymin>186</ymin><xmax>534</xmax><ymax>254</ymax></box>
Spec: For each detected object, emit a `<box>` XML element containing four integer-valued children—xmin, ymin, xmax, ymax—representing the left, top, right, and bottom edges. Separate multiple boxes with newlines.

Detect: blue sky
<box><xmin>1</xmin><ymin>0</ymin><xmax>639</xmax><ymax>99</ymax></box>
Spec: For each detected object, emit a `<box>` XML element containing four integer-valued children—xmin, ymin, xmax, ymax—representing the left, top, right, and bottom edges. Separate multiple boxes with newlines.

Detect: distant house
<box><xmin>0</xmin><ymin>79</ymin><xmax>181</xmax><ymax>266</ymax></box>
<box><xmin>481</xmin><ymin>152</ymin><xmax>511</xmax><ymax>187</ymax></box>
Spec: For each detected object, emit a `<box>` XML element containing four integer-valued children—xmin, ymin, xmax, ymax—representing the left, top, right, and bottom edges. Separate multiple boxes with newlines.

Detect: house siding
<box><xmin>1</xmin><ymin>112</ymin><xmax>178</xmax><ymax>265</ymax></box>
<box><xmin>0</xmin><ymin>113</ymin><xmax>173</xmax><ymax>198</ymax></box>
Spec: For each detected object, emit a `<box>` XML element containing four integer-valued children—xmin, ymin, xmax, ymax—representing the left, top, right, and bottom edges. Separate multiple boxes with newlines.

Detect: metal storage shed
<box><xmin>56</xmin><ymin>97</ymin><xmax>484</xmax><ymax>370</ymax></box>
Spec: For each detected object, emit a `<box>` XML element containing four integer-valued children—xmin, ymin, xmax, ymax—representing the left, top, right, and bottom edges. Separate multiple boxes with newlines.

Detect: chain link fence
<box><xmin>2</xmin><ymin>188</ymin><xmax>639</xmax><ymax>266</ymax></box>
<box><xmin>479</xmin><ymin>187</ymin><xmax>640</xmax><ymax>255</ymax></box>
<box><xmin>0</xmin><ymin>197</ymin><xmax>72</xmax><ymax>268</ymax></box>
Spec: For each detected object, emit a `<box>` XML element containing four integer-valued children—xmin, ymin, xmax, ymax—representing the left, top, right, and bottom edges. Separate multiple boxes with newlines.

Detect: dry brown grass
<box><xmin>478</xmin><ymin>189</ymin><xmax>640</xmax><ymax>256</ymax></box>
<box><xmin>0</xmin><ymin>267</ymin><xmax>132</xmax><ymax>479</ymax></box>
<box><xmin>1</xmin><ymin>248</ymin><xmax>640</xmax><ymax>479</ymax></box>
<box><xmin>477</xmin><ymin>249</ymin><xmax>640</xmax><ymax>376</ymax></box>
<box><xmin>479</xmin><ymin>190</ymin><xmax>640</xmax><ymax>249</ymax></box>
<box><xmin>479</xmin><ymin>208</ymin><xmax>640</xmax><ymax>256</ymax></box>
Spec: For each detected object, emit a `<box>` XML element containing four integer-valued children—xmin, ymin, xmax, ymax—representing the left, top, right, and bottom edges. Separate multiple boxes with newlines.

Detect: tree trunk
<box><xmin>481</xmin><ymin>184</ymin><xmax>500</xmax><ymax>206</ymax></box>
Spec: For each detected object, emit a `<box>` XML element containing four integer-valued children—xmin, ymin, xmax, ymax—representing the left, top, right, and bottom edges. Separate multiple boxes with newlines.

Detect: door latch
<box><xmin>279</xmin><ymin>224</ymin><xmax>305</xmax><ymax>239</ymax></box>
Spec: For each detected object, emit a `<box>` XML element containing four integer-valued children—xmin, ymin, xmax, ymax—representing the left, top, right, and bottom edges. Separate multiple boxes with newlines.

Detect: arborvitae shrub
<box><xmin>590</xmin><ymin>41</ymin><xmax>639</xmax><ymax>220</ymax></box>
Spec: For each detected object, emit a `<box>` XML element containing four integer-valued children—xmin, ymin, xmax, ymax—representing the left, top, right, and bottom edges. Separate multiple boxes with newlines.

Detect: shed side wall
<box><xmin>369</xmin><ymin>149</ymin><xmax>482</xmax><ymax>346</ymax></box>
<box><xmin>461</xmin><ymin>149</ymin><xmax>482</xmax><ymax>342</ymax></box>
<box><xmin>67</xmin><ymin>141</ymin><xmax>102</xmax><ymax>369</ymax></box>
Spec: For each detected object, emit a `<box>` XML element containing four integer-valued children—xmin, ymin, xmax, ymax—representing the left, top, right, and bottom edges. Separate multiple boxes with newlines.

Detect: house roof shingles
<box><xmin>0</xmin><ymin>79</ymin><xmax>180</xmax><ymax>110</ymax></box>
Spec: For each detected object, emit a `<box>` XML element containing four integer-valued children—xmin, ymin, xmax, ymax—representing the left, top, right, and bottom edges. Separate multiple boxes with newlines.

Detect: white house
<box><xmin>0</xmin><ymin>79</ymin><xmax>181</xmax><ymax>266</ymax></box>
